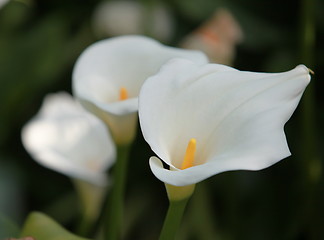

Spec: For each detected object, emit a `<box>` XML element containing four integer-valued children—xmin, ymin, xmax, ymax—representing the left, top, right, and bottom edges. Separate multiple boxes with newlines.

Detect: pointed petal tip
<box><xmin>295</xmin><ymin>64</ymin><xmax>312</xmax><ymax>77</ymax></box>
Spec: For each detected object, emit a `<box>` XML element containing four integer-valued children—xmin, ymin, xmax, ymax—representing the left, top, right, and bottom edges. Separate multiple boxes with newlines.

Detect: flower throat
<box><xmin>119</xmin><ymin>87</ymin><xmax>128</xmax><ymax>101</ymax></box>
<box><xmin>181</xmin><ymin>138</ymin><xmax>196</xmax><ymax>170</ymax></box>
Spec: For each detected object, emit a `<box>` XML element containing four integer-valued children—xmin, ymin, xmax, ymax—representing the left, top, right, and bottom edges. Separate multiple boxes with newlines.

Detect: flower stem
<box><xmin>104</xmin><ymin>144</ymin><xmax>131</xmax><ymax>240</ymax></box>
<box><xmin>73</xmin><ymin>179</ymin><xmax>106</xmax><ymax>237</ymax></box>
<box><xmin>159</xmin><ymin>198</ymin><xmax>190</xmax><ymax>240</ymax></box>
<box><xmin>298</xmin><ymin>0</ymin><xmax>322</xmax><ymax>238</ymax></box>
<box><xmin>299</xmin><ymin>0</ymin><xmax>320</xmax><ymax>184</ymax></box>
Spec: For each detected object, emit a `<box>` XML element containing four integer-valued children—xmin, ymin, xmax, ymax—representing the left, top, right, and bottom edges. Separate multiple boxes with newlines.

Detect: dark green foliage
<box><xmin>0</xmin><ymin>0</ymin><xmax>323</xmax><ymax>239</ymax></box>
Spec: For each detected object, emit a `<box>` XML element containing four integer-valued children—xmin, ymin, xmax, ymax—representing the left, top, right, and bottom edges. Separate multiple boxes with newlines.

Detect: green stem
<box><xmin>73</xmin><ymin>179</ymin><xmax>106</xmax><ymax>237</ymax></box>
<box><xmin>159</xmin><ymin>198</ymin><xmax>189</xmax><ymax>240</ymax></box>
<box><xmin>104</xmin><ymin>144</ymin><xmax>131</xmax><ymax>240</ymax></box>
<box><xmin>299</xmin><ymin>0</ymin><xmax>320</xmax><ymax>183</ymax></box>
<box><xmin>298</xmin><ymin>0</ymin><xmax>322</xmax><ymax>238</ymax></box>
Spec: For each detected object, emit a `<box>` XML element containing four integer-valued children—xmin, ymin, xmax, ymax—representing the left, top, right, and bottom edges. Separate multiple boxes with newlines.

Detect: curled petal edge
<box><xmin>78</xmin><ymin>97</ymin><xmax>138</xmax><ymax>116</ymax></box>
<box><xmin>149</xmin><ymin>150</ymin><xmax>291</xmax><ymax>187</ymax></box>
<box><xmin>31</xmin><ymin>150</ymin><xmax>109</xmax><ymax>186</ymax></box>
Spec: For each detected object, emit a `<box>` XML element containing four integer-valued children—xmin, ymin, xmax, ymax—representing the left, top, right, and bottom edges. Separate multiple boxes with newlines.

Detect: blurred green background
<box><xmin>0</xmin><ymin>0</ymin><xmax>323</xmax><ymax>239</ymax></box>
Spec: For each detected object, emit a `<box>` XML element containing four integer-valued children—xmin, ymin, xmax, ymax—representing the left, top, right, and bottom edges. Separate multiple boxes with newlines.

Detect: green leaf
<box><xmin>20</xmin><ymin>212</ymin><xmax>92</xmax><ymax>240</ymax></box>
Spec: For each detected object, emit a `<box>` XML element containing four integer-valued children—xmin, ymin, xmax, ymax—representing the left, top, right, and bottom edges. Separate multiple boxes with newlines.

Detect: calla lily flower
<box><xmin>21</xmin><ymin>92</ymin><xmax>116</xmax><ymax>186</ymax></box>
<box><xmin>181</xmin><ymin>8</ymin><xmax>243</xmax><ymax>65</ymax></box>
<box><xmin>139</xmin><ymin>59</ymin><xmax>311</xmax><ymax>187</ymax></box>
<box><xmin>72</xmin><ymin>35</ymin><xmax>208</xmax><ymax>145</ymax></box>
<box><xmin>0</xmin><ymin>0</ymin><xmax>9</xmax><ymax>9</ymax></box>
<box><xmin>92</xmin><ymin>1</ymin><xmax>174</xmax><ymax>42</ymax></box>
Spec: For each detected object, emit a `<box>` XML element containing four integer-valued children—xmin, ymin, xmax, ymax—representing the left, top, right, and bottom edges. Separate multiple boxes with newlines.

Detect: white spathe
<box><xmin>0</xmin><ymin>0</ymin><xmax>9</xmax><ymax>9</ymax></box>
<box><xmin>72</xmin><ymin>35</ymin><xmax>208</xmax><ymax>144</ymax></box>
<box><xmin>22</xmin><ymin>92</ymin><xmax>116</xmax><ymax>186</ymax></box>
<box><xmin>181</xmin><ymin>8</ymin><xmax>243</xmax><ymax>65</ymax></box>
<box><xmin>139</xmin><ymin>59</ymin><xmax>311</xmax><ymax>186</ymax></box>
<box><xmin>92</xmin><ymin>1</ymin><xmax>174</xmax><ymax>42</ymax></box>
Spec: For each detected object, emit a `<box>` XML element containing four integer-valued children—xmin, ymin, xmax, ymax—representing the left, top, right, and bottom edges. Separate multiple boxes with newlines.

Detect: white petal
<box><xmin>21</xmin><ymin>92</ymin><xmax>116</xmax><ymax>186</ymax></box>
<box><xmin>73</xmin><ymin>35</ymin><xmax>207</xmax><ymax>98</ymax></box>
<box><xmin>0</xmin><ymin>0</ymin><xmax>9</xmax><ymax>9</ymax></box>
<box><xmin>39</xmin><ymin>92</ymin><xmax>84</xmax><ymax>117</ymax></box>
<box><xmin>92</xmin><ymin>1</ymin><xmax>174</xmax><ymax>42</ymax></box>
<box><xmin>76</xmin><ymin>98</ymin><xmax>138</xmax><ymax>145</ymax></box>
<box><xmin>139</xmin><ymin>59</ymin><xmax>310</xmax><ymax>186</ymax></box>
<box><xmin>73</xmin><ymin>35</ymin><xmax>207</xmax><ymax>114</ymax></box>
<box><xmin>72</xmin><ymin>35</ymin><xmax>208</xmax><ymax>144</ymax></box>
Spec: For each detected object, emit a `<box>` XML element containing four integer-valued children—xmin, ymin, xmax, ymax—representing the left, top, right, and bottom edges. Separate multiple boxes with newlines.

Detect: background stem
<box><xmin>104</xmin><ymin>144</ymin><xmax>131</xmax><ymax>240</ymax></box>
<box><xmin>189</xmin><ymin>183</ymin><xmax>219</xmax><ymax>240</ymax></box>
<box><xmin>299</xmin><ymin>0</ymin><xmax>320</xmax><ymax>182</ymax></box>
<box><xmin>298</xmin><ymin>0</ymin><xmax>322</xmax><ymax>238</ymax></box>
<box><xmin>73</xmin><ymin>179</ymin><xmax>106</xmax><ymax>237</ymax></box>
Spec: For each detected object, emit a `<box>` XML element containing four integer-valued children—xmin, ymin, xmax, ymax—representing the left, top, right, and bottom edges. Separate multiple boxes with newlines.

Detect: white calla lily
<box><xmin>21</xmin><ymin>92</ymin><xmax>116</xmax><ymax>186</ymax></box>
<box><xmin>92</xmin><ymin>1</ymin><xmax>174</xmax><ymax>42</ymax></box>
<box><xmin>72</xmin><ymin>35</ymin><xmax>208</xmax><ymax>145</ymax></box>
<box><xmin>0</xmin><ymin>0</ymin><xmax>9</xmax><ymax>9</ymax></box>
<box><xmin>181</xmin><ymin>8</ymin><xmax>243</xmax><ymax>65</ymax></box>
<box><xmin>139</xmin><ymin>59</ymin><xmax>311</xmax><ymax>187</ymax></box>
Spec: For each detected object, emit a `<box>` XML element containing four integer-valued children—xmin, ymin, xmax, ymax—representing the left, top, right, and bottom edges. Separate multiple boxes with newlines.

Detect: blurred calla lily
<box><xmin>92</xmin><ymin>1</ymin><xmax>174</xmax><ymax>42</ymax></box>
<box><xmin>0</xmin><ymin>0</ymin><xmax>9</xmax><ymax>9</ymax></box>
<box><xmin>181</xmin><ymin>8</ymin><xmax>243</xmax><ymax>65</ymax></box>
<box><xmin>139</xmin><ymin>59</ymin><xmax>311</xmax><ymax>187</ymax></box>
<box><xmin>21</xmin><ymin>92</ymin><xmax>116</xmax><ymax>186</ymax></box>
<box><xmin>72</xmin><ymin>35</ymin><xmax>208</xmax><ymax>145</ymax></box>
